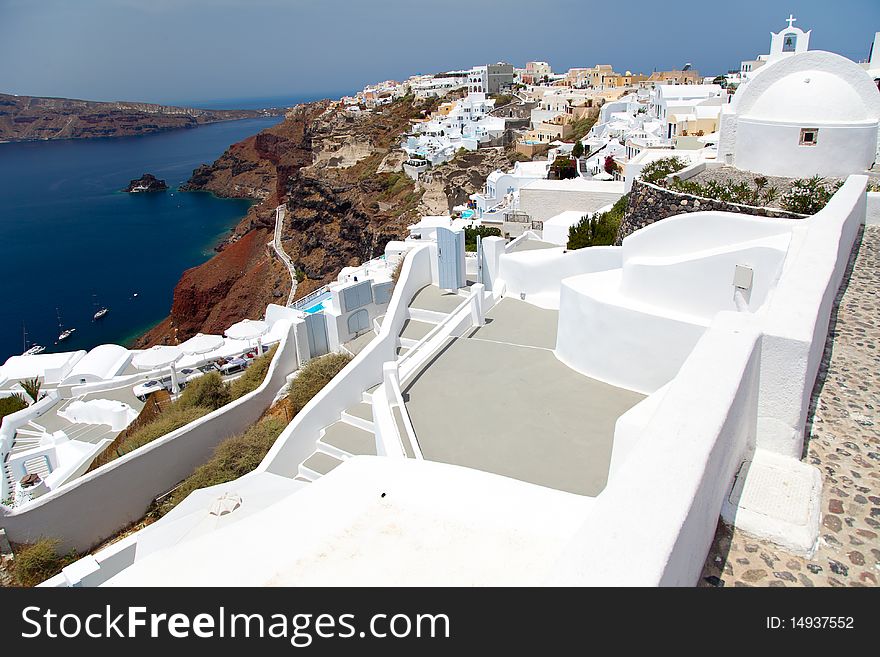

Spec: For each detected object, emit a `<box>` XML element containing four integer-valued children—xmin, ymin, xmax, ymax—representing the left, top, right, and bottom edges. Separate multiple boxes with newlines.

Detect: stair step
<box><xmin>399</xmin><ymin>319</ymin><xmax>434</xmax><ymax>341</ymax></box>
<box><xmin>299</xmin><ymin>451</ymin><xmax>344</xmax><ymax>478</ymax></box>
<box><xmin>362</xmin><ymin>384</ymin><xmax>380</xmax><ymax>404</ymax></box>
<box><xmin>340</xmin><ymin>402</ymin><xmax>374</xmax><ymax>432</ymax></box>
<box><xmin>319</xmin><ymin>421</ymin><xmax>377</xmax><ymax>457</ymax></box>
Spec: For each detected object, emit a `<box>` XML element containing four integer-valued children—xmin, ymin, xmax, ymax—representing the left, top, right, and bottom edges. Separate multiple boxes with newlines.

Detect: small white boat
<box><xmin>93</xmin><ymin>307</ymin><xmax>109</xmax><ymax>320</ymax></box>
<box><xmin>21</xmin><ymin>324</ymin><xmax>45</xmax><ymax>355</ymax></box>
<box><xmin>56</xmin><ymin>308</ymin><xmax>75</xmax><ymax>342</ymax></box>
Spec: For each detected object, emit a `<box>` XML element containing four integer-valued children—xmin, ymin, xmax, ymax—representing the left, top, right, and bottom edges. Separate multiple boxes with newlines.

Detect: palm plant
<box><xmin>20</xmin><ymin>377</ymin><xmax>42</xmax><ymax>404</ymax></box>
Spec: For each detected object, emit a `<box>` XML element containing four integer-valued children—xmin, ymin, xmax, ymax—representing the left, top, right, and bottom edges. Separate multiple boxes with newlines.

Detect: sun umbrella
<box><xmin>131</xmin><ymin>345</ymin><xmax>183</xmax><ymax>394</ymax></box>
<box><xmin>178</xmin><ymin>333</ymin><xmax>224</xmax><ymax>355</ymax></box>
<box><xmin>225</xmin><ymin>319</ymin><xmax>270</xmax><ymax>356</ymax></box>
<box><xmin>224</xmin><ymin>319</ymin><xmax>269</xmax><ymax>341</ymax></box>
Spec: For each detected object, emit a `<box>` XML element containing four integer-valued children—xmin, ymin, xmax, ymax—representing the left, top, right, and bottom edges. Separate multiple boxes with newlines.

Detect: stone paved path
<box><xmin>700</xmin><ymin>225</ymin><xmax>880</xmax><ymax>587</ymax></box>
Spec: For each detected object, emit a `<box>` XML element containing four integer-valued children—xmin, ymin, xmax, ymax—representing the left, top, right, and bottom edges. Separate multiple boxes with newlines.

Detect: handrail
<box><xmin>397</xmin><ymin>289</ymin><xmax>477</xmax><ymax>373</ymax></box>
<box><xmin>385</xmin><ymin>364</ymin><xmax>422</xmax><ymax>459</ymax></box>
<box><xmin>291</xmin><ymin>284</ymin><xmax>331</xmax><ymax>310</ymax></box>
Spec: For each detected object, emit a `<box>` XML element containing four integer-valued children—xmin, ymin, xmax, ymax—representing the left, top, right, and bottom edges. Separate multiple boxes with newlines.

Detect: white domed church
<box><xmin>719</xmin><ymin>25</ymin><xmax>880</xmax><ymax>178</ymax></box>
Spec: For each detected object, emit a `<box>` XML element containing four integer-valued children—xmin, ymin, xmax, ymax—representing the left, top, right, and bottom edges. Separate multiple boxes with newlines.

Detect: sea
<box><xmin>0</xmin><ymin>110</ymin><xmax>293</xmax><ymax>364</ymax></box>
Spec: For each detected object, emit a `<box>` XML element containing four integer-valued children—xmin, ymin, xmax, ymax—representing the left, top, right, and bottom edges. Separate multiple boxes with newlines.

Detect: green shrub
<box><xmin>115</xmin><ymin>405</ymin><xmax>211</xmax><ymax>457</ymax></box>
<box><xmin>0</xmin><ymin>394</ymin><xmax>29</xmax><ymax>425</ymax></box>
<box><xmin>551</xmin><ymin>156</ymin><xmax>578</xmax><ymax>180</ymax></box>
<box><xmin>176</xmin><ymin>371</ymin><xmax>231</xmax><ymax>412</ymax></box>
<box><xmin>567</xmin><ymin>194</ymin><xmax>629</xmax><ymax>250</ymax></box>
<box><xmin>157</xmin><ymin>417</ymin><xmax>288</xmax><ymax>516</ymax></box>
<box><xmin>780</xmin><ymin>176</ymin><xmax>843</xmax><ymax>215</ymax></box>
<box><xmin>229</xmin><ymin>346</ymin><xmax>277</xmax><ymax>400</ymax></box>
<box><xmin>464</xmin><ymin>225</ymin><xmax>502</xmax><ymax>251</ymax></box>
<box><xmin>667</xmin><ymin>177</ymin><xmax>780</xmax><ymax>207</ymax></box>
<box><xmin>12</xmin><ymin>539</ymin><xmax>78</xmax><ymax>587</ymax></box>
<box><xmin>571</xmin><ymin>141</ymin><xmax>585</xmax><ymax>159</ymax></box>
<box><xmin>640</xmin><ymin>156</ymin><xmax>688</xmax><ymax>184</ymax></box>
<box><xmin>288</xmin><ymin>352</ymin><xmax>353</xmax><ymax>415</ymax></box>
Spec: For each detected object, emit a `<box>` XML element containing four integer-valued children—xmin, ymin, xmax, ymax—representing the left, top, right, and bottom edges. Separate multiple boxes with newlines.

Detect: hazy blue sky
<box><xmin>1</xmin><ymin>0</ymin><xmax>878</xmax><ymax>106</ymax></box>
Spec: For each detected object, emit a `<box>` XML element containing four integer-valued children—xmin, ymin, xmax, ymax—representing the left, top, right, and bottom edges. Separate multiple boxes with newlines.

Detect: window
<box><xmin>799</xmin><ymin>128</ymin><xmax>818</xmax><ymax>146</ymax></box>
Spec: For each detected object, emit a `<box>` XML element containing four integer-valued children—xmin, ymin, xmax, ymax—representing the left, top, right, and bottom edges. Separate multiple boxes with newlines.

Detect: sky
<box><xmin>1</xmin><ymin>0</ymin><xmax>879</xmax><ymax>106</ymax></box>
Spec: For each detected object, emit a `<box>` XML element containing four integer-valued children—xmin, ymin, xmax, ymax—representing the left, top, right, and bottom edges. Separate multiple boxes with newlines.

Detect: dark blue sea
<box><xmin>0</xmin><ymin>116</ymin><xmax>285</xmax><ymax>363</ymax></box>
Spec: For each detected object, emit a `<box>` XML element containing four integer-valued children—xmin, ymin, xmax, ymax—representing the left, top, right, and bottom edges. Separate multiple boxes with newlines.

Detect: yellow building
<box><xmin>647</xmin><ymin>69</ymin><xmax>701</xmax><ymax>85</ymax></box>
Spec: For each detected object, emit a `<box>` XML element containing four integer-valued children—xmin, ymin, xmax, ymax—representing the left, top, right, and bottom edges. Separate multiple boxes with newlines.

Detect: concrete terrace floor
<box><xmin>409</xmin><ymin>285</ymin><xmax>465</xmax><ymax>313</ymax></box>
<box><xmin>701</xmin><ymin>226</ymin><xmax>880</xmax><ymax>587</ymax></box>
<box><xmin>403</xmin><ymin>297</ymin><xmax>645</xmax><ymax>496</ymax></box>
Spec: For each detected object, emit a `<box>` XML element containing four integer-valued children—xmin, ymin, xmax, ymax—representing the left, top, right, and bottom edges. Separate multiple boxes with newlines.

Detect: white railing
<box><xmin>397</xmin><ymin>286</ymin><xmax>483</xmax><ymax>385</ymax></box>
<box><xmin>291</xmin><ymin>284</ymin><xmax>331</xmax><ymax>311</ymax></box>
<box><xmin>382</xmin><ymin>362</ymin><xmax>422</xmax><ymax>459</ymax></box>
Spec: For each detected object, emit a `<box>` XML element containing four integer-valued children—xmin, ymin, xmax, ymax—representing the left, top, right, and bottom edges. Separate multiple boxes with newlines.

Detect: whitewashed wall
<box><xmin>546</xmin><ymin>319</ymin><xmax>761</xmax><ymax>586</ymax></box>
<box><xmin>756</xmin><ymin>175</ymin><xmax>868</xmax><ymax>457</ymax></box>
<box><xmin>0</xmin><ymin>321</ymin><xmax>300</xmax><ymax>552</ymax></box>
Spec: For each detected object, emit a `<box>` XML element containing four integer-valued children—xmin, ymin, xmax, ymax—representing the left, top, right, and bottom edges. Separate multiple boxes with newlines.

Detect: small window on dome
<box><xmin>799</xmin><ymin>128</ymin><xmax>818</xmax><ymax>146</ymax></box>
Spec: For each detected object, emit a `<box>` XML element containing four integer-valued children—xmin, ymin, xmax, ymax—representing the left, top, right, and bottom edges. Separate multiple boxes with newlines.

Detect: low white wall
<box><xmin>259</xmin><ymin>245</ymin><xmax>433</xmax><ymax>477</ymax></box>
<box><xmin>867</xmin><ymin>191</ymin><xmax>880</xmax><ymax>226</ymax></box>
<box><xmin>0</xmin><ymin>321</ymin><xmax>300</xmax><ymax>552</ymax></box>
<box><xmin>756</xmin><ymin>175</ymin><xmax>868</xmax><ymax>457</ymax></box>
<box><xmin>546</xmin><ymin>318</ymin><xmax>761</xmax><ymax>586</ymax></box>
<box><xmin>497</xmin><ymin>246</ymin><xmax>622</xmax><ymax>310</ymax></box>
<box><xmin>555</xmin><ymin>269</ymin><xmax>709</xmax><ymax>394</ymax></box>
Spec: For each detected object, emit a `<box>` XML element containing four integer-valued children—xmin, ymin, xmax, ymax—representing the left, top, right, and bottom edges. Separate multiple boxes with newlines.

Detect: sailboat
<box><xmin>21</xmin><ymin>324</ymin><xmax>45</xmax><ymax>356</ymax></box>
<box><xmin>56</xmin><ymin>308</ymin><xmax>76</xmax><ymax>342</ymax></box>
<box><xmin>93</xmin><ymin>294</ymin><xmax>109</xmax><ymax>320</ymax></box>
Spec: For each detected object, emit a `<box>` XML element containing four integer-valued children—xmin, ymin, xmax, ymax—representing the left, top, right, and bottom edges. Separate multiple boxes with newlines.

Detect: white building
<box><xmin>718</xmin><ymin>50</ymin><xmax>880</xmax><ymax>177</ymax></box>
<box><xmin>470</xmin><ymin>160</ymin><xmax>550</xmax><ymax>217</ymax></box>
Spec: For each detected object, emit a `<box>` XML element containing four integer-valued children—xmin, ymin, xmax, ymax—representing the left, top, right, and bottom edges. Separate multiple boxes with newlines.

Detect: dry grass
<box><xmin>288</xmin><ymin>352</ymin><xmax>353</xmax><ymax>415</ymax></box>
<box><xmin>10</xmin><ymin>539</ymin><xmax>78</xmax><ymax>587</ymax></box>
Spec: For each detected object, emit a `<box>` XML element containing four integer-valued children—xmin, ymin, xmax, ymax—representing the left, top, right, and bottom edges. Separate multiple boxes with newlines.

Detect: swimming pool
<box><xmin>303</xmin><ymin>300</ymin><xmax>327</xmax><ymax>314</ymax></box>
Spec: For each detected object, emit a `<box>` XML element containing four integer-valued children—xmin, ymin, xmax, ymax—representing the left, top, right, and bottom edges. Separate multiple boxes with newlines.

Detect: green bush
<box><xmin>668</xmin><ymin>177</ymin><xmax>780</xmax><ymax>207</ymax></box>
<box><xmin>780</xmin><ymin>176</ymin><xmax>843</xmax><ymax>215</ymax></box>
<box><xmin>288</xmin><ymin>352</ymin><xmax>353</xmax><ymax>415</ymax></box>
<box><xmin>568</xmin><ymin>194</ymin><xmax>629</xmax><ymax>250</ymax></box>
<box><xmin>640</xmin><ymin>157</ymin><xmax>688</xmax><ymax>184</ymax></box>
<box><xmin>571</xmin><ymin>141</ymin><xmax>585</xmax><ymax>159</ymax></box>
<box><xmin>12</xmin><ymin>539</ymin><xmax>78</xmax><ymax>587</ymax></box>
<box><xmin>176</xmin><ymin>372</ymin><xmax>231</xmax><ymax>412</ymax></box>
<box><xmin>229</xmin><ymin>346</ymin><xmax>277</xmax><ymax>400</ymax></box>
<box><xmin>568</xmin><ymin>115</ymin><xmax>597</xmax><ymax>141</ymax></box>
<box><xmin>0</xmin><ymin>394</ymin><xmax>29</xmax><ymax>425</ymax></box>
<box><xmin>464</xmin><ymin>225</ymin><xmax>502</xmax><ymax>251</ymax></box>
<box><xmin>157</xmin><ymin>417</ymin><xmax>288</xmax><ymax>516</ymax></box>
<box><xmin>116</xmin><ymin>405</ymin><xmax>211</xmax><ymax>457</ymax></box>
<box><xmin>551</xmin><ymin>156</ymin><xmax>578</xmax><ymax>180</ymax></box>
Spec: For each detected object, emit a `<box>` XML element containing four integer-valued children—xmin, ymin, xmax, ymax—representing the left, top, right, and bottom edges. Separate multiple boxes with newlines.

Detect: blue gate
<box><xmin>437</xmin><ymin>227</ymin><xmax>466</xmax><ymax>291</ymax></box>
<box><xmin>305</xmin><ymin>312</ymin><xmax>329</xmax><ymax>358</ymax></box>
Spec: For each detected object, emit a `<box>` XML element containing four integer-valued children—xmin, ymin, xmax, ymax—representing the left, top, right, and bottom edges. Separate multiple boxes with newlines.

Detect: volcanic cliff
<box><xmin>136</xmin><ymin>95</ymin><xmax>523</xmax><ymax>346</ymax></box>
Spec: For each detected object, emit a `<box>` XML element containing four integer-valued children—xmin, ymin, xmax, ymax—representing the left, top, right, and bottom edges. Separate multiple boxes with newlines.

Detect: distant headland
<box><xmin>0</xmin><ymin>93</ymin><xmax>286</xmax><ymax>143</ymax></box>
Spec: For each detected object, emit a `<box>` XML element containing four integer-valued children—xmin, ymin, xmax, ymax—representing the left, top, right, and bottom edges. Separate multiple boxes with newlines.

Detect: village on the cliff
<box><xmin>1</xmin><ymin>15</ymin><xmax>880</xmax><ymax>588</ymax></box>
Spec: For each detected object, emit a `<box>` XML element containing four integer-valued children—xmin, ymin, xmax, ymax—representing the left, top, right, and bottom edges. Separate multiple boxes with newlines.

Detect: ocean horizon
<box><xmin>0</xmin><ymin>114</ymin><xmax>285</xmax><ymax>363</ymax></box>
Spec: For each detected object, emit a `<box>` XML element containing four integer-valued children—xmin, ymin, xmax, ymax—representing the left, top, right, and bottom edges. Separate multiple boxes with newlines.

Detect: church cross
<box><xmin>786</xmin><ymin>14</ymin><xmax>797</xmax><ymax>29</ymax></box>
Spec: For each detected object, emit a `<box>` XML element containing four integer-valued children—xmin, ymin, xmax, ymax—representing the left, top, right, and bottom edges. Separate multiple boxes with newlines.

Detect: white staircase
<box><xmin>294</xmin><ymin>390</ymin><xmax>379</xmax><ymax>483</ymax></box>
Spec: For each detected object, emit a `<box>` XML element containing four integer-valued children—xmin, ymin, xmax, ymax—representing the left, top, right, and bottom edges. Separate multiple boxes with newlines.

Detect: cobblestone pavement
<box><xmin>700</xmin><ymin>225</ymin><xmax>880</xmax><ymax>587</ymax></box>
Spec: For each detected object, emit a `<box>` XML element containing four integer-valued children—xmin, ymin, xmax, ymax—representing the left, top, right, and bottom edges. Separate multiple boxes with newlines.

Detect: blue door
<box><xmin>305</xmin><ymin>312</ymin><xmax>329</xmax><ymax>358</ymax></box>
<box><xmin>437</xmin><ymin>227</ymin><xmax>466</xmax><ymax>291</ymax></box>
